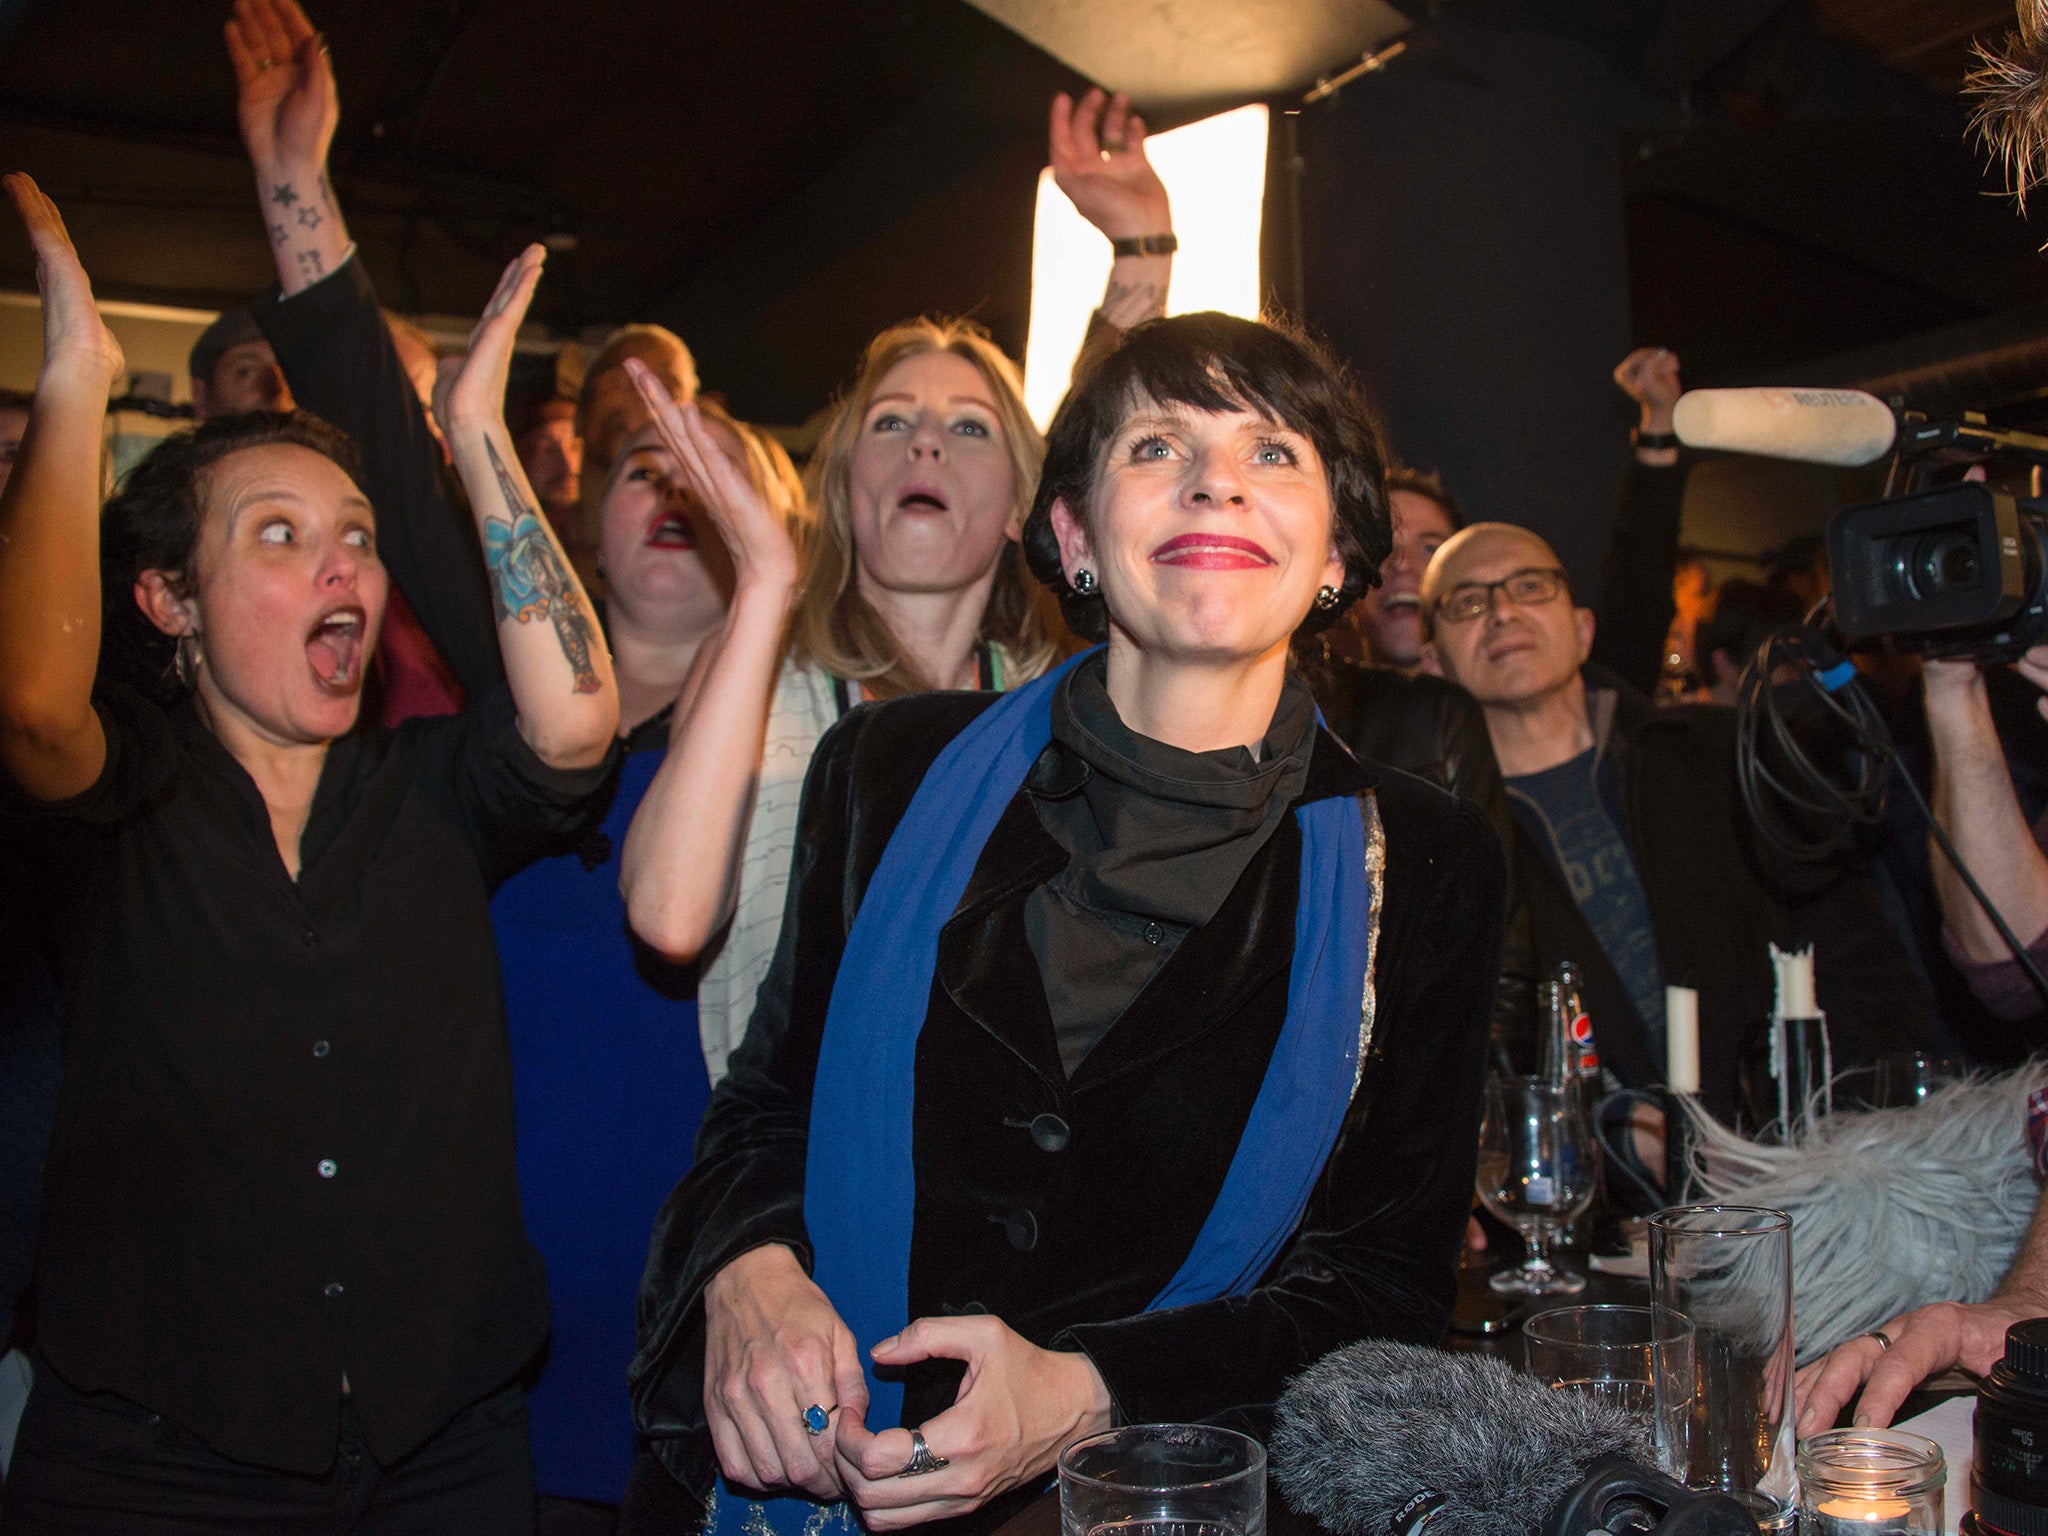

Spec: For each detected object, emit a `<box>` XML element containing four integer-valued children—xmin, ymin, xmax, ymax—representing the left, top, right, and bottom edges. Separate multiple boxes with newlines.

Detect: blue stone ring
<box><xmin>802</xmin><ymin>1404</ymin><xmax>831</xmax><ymax>1436</ymax></box>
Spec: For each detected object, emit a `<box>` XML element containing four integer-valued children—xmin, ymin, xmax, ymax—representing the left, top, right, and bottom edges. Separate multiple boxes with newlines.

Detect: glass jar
<box><xmin>1796</xmin><ymin>1428</ymin><xmax>1945</xmax><ymax>1535</ymax></box>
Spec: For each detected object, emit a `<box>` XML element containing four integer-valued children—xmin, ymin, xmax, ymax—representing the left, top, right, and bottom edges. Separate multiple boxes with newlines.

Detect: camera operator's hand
<box><xmin>2016</xmin><ymin>643</ymin><xmax>2048</xmax><ymax>719</ymax></box>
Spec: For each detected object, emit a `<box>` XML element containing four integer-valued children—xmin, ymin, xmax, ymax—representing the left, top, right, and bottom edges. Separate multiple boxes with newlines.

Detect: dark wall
<box><xmin>1297</xmin><ymin>21</ymin><xmax>1639</xmax><ymax>591</ymax></box>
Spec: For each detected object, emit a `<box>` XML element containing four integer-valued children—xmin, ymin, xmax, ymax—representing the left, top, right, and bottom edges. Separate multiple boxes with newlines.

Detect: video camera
<box><xmin>1673</xmin><ymin>387</ymin><xmax>2048</xmax><ymax>661</ymax></box>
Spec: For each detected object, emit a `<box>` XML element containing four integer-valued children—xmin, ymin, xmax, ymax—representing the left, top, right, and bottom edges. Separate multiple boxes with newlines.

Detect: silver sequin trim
<box><xmin>1354</xmin><ymin>790</ymin><xmax>1385</xmax><ymax>1096</ymax></box>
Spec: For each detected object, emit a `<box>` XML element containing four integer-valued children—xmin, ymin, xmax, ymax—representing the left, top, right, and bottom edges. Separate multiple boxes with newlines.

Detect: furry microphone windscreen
<box><xmin>1683</xmin><ymin>1061</ymin><xmax>2047</xmax><ymax>1362</ymax></box>
<box><xmin>1969</xmin><ymin>0</ymin><xmax>2048</xmax><ymax>211</ymax></box>
<box><xmin>1271</xmin><ymin>1340</ymin><xmax>1654</xmax><ymax>1536</ymax></box>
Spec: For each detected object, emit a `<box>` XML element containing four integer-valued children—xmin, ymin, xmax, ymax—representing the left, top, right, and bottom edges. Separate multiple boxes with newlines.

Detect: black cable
<box><xmin>1733</xmin><ymin>620</ymin><xmax>2048</xmax><ymax>1012</ymax></box>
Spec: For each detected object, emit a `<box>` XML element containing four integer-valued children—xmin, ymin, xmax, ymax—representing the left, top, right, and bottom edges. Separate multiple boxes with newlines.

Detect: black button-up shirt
<box><xmin>12</xmin><ymin>681</ymin><xmax>616</xmax><ymax>1473</ymax></box>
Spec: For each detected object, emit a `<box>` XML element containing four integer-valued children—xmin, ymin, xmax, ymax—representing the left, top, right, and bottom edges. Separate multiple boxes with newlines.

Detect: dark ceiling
<box><xmin>2</xmin><ymin>0</ymin><xmax>2046</xmax><ymax>427</ymax></box>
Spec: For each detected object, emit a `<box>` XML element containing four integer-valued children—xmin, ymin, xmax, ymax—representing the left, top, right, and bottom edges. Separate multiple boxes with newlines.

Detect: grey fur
<box><xmin>1683</xmin><ymin>1062</ymin><xmax>2047</xmax><ymax>1362</ymax></box>
<box><xmin>1271</xmin><ymin>1340</ymin><xmax>1653</xmax><ymax>1536</ymax></box>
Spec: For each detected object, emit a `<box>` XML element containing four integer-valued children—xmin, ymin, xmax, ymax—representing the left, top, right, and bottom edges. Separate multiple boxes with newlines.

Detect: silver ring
<box><xmin>898</xmin><ymin>1428</ymin><xmax>950</xmax><ymax>1478</ymax></box>
<box><xmin>1867</xmin><ymin>1329</ymin><xmax>1893</xmax><ymax>1352</ymax></box>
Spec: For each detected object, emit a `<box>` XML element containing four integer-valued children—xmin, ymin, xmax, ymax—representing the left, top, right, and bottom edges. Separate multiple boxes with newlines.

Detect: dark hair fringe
<box><xmin>98</xmin><ymin>410</ymin><xmax>363</xmax><ymax>702</ymax></box>
<box><xmin>1383</xmin><ymin>464</ymin><xmax>1464</xmax><ymax>532</ymax></box>
<box><xmin>1968</xmin><ymin>0</ymin><xmax>2048</xmax><ymax>213</ymax></box>
<box><xmin>1022</xmin><ymin>310</ymin><xmax>1393</xmax><ymax>645</ymax></box>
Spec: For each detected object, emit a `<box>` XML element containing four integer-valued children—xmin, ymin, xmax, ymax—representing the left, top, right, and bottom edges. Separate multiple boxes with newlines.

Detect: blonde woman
<box><xmin>622</xmin><ymin>88</ymin><xmax>1176</xmax><ymax>1082</ymax></box>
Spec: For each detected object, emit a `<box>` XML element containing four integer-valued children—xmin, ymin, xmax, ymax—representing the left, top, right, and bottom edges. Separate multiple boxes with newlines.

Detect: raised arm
<box><xmin>227</xmin><ymin>0</ymin><xmax>351</xmax><ymax>293</ymax></box>
<box><xmin>442</xmin><ymin>247</ymin><xmax>617</xmax><ymax>768</ymax></box>
<box><xmin>0</xmin><ymin>175</ymin><xmax>125</xmax><ymax>801</ymax></box>
<box><xmin>1051</xmin><ymin>89</ymin><xmax>1175</xmax><ymax>348</ymax></box>
<box><xmin>1925</xmin><ymin>654</ymin><xmax>2048</xmax><ymax>966</ymax></box>
<box><xmin>1588</xmin><ymin>347</ymin><xmax>1686</xmax><ymax>695</ymax></box>
<box><xmin>619</xmin><ymin>362</ymin><xmax>802</xmax><ymax>960</ymax></box>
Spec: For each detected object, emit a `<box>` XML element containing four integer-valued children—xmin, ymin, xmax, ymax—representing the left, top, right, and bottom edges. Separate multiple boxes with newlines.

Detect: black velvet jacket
<box><xmin>630</xmin><ymin>690</ymin><xmax>1506</xmax><ymax>1532</ymax></box>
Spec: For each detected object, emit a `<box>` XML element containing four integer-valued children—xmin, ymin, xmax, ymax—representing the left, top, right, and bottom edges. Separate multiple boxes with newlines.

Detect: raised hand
<box><xmin>1614</xmin><ymin>347</ymin><xmax>1682</xmax><ymax>433</ymax></box>
<box><xmin>833</xmin><ymin>1315</ymin><xmax>1111</xmax><ymax>1531</ymax></box>
<box><xmin>4</xmin><ymin>173</ymin><xmax>123</xmax><ymax>393</ymax></box>
<box><xmin>704</xmin><ymin>1244</ymin><xmax>869</xmax><ymax>1501</ymax></box>
<box><xmin>625</xmin><ymin>359</ymin><xmax>800</xmax><ymax>594</ymax></box>
<box><xmin>226</xmin><ymin>0</ymin><xmax>336</xmax><ymax>173</ymax></box>
<box><xmin>1050</xmin><ymin>88</ymin><xmax>1172</xmax><ymax>242</ymax></box>
<box><xmin>445</xmin><ymin>245</ymin><xmax>545</xmax><ymax>434</ymax></box>
<box><xmin>227</xmin><ymin>0</ymin><xmax>350</xmax><ymax>291</ymax></box>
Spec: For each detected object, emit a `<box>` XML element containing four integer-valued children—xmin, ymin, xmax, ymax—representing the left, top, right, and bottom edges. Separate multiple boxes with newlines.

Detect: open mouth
<box><xmin>897</xmin><ymin>485</ymin><xmax>949</xmax><ymax>513</ymax></box>
<box><xmin>1382</xmin><ymin>593</ymin><xmax>1421</xmax><ymax>614</ymax></box>
<box><xmin>1151</xmin><ymin>532</ymin><xmax>1275</xmax><ymax>570</ymax></box>
<box><xmin>305</xmin><ymin>606</ymin><xmax>366</xmax><ymax>692</ymax></box>
<box><xmin>645</xmin><ymin>508</ymin><xmax>697</xmax><ymax>550</ymax></box>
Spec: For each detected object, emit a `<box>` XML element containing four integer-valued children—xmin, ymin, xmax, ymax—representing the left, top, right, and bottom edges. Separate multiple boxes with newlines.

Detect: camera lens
<box><xmin>1972</xmin><ymin>1318</ymin><xmax>2048</xmax><ymax>1533</ymax></box>
<box><xmin>1913</xmin><ymin>529</ymin><xmax>1981</xmax><ymax>596</ymax></box>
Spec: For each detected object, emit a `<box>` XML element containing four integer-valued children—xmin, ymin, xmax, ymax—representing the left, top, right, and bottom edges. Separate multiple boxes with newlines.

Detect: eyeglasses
<box><xmin>1433</xmin><ymin>566</ymin><xmax>1569</xmax><ymax>625</ymax></box>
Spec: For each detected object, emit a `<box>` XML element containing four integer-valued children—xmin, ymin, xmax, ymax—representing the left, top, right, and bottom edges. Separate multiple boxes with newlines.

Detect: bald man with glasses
<box><xmin>1421</xmin><ymin>523</ymin><xmax>1936</xmax><ymax>1146</ymax></box>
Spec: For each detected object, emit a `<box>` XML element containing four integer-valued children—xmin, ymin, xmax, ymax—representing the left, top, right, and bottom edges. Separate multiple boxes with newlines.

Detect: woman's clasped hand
<box><xmin>701</xmin><ymin>1244</ymin><xmax>1112</xmax><ymax>1525</ymax></box>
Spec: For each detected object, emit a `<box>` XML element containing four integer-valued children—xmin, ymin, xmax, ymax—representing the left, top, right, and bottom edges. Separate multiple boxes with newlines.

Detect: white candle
<box><xmin>1665</xmin><ymin>986</ymin><xmax>1700</xmax><ymax>1093</ymax></box>
<box><xmin>1771</xmin><ymin>942</ymin><xmax>1818</xmax><ymax>1018</ymax></box>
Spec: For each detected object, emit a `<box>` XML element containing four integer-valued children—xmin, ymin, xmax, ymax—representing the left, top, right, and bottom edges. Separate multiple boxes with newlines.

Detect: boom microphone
<box><xmin>1671</xmin><ymin>387</ymin><xmax>1898</xmax><ymax>466</ymax></box>
<box><xmin>1271</xmin><ymin>1341</ymin><xmax>1756</xmax><ymax>1536</ymax></box>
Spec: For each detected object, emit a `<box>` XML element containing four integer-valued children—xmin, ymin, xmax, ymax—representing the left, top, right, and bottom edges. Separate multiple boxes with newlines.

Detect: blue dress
<box><xmin>492</xmin><ymin>743</ymin><xmax>712</xmax><ymax>1503</ymax></box>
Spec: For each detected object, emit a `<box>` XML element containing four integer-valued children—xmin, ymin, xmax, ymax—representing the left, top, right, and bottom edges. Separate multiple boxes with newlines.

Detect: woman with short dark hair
<box><xmin>624</xmin><ymin>310</ymin><xmax>1506</xmax><ymax>1536</ymax></box>
<box><xmin>0</xmin><ymin>177</ymin><xmax>617</xmax><ymax>1534</ymax></box>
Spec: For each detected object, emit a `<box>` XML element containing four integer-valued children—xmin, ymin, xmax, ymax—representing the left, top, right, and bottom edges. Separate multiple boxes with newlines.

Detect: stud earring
<box><xmin>1071</xmin><ymin>568</ymin><xmax>1097</xmax><ymax>594</ymax></box>
<box><xmin>1315</xmin><ymin>585</ymin><xmax>1341</xmax><ymax>610</ymax></box>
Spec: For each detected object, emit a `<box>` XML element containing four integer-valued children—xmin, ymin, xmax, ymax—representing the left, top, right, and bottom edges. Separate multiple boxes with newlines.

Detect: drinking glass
<box><xmin>1059</xmin><ymin>1425</ymin><xmax>1265</xmax><ymax>1536</ymax></box>
<box><xmin>1523</xmin><ymin>1304</ymin><xmax>1694</xmax><ymax>1477</ymax></box>
<box><xmin>1649</xmin><ymin>1205</ymin><xmax>1797</xmax><ymax>1533</ymax></box>
<box><xmin>1474</xmin><ymin>1073</ymin><xmax>1598</xmax><ymax>1295</ymax></box>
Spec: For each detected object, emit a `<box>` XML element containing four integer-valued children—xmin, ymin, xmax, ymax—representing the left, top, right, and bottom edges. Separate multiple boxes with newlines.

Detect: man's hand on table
<box><xmin>1795</xmin><ymin>1296</ymin><xmax>2042</xmax><ymax>1435</ymax></box>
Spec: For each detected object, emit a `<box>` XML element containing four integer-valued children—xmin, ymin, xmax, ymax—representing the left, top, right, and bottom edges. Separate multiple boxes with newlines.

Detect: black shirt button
<box><xmin>301</xmin><ymin>929</ymin><xmax>317</xmax><ymax>948</ymax></box>
<box><xmin>1002</xmin><ymin>1211</ymin><xmax>1037</xmax><ymax>1252</ymax></box>
<box><xmin>1142</xmin><ymin>920</ymin><xmax>1165</xmax><ymax>945</ymax></box>
<box><xmin>323</xmin><ymin>1281</ymin><xmax>344</xmax><ymax>1299</ymax></box>
<box><xmin>312</xmin><ymin>1040</ymin><xmax>331</xmax><ymax>1059</ymax></box>
<box><xmin>317</xmin><ymin>1158</ymin><xmax>337</xmax><ymax>1179</ymax></box>
<box><xmin>1029</xmin><ymin>1113</ymin><xmax>1070</xmax><ymax>1153</ymax></box>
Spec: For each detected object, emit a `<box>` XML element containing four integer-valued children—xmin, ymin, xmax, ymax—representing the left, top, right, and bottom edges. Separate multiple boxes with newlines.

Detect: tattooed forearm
<box><xmin>482</xmin><ymin>437</ymin><xmax>603</xmax><ymax>694</ymax></box>
<box><xmin>1100</xmin><ymin>276</ymin><xmax>1166</xmax><ymax>328</ymax></box>
<box><xmin>270</xmin><ymin>182</ymin><xmax>299</xmax><ymax>208</ymax></box>
<box><xmin>294</xmin><ymin>248</ymin><xmax>324</xmax><ymax>280</ymax></box>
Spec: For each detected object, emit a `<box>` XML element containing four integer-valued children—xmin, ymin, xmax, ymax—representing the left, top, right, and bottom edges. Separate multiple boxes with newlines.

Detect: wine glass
<box><xmin>1474</xmin><ymin>1073</ymin><xmax>1597</xmax><ymax>1296</ymax></box>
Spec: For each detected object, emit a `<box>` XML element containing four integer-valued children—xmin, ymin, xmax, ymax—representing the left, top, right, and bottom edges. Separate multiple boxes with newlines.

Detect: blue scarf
<box><xmin>711</xmin><ymin>649</ymin><xmax>1372</xmax><ymax>1535</ymax></box>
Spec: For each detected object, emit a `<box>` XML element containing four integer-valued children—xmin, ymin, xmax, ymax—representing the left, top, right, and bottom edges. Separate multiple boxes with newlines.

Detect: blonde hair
<box><xmin>790</xmin><ymin>317</ymin><xmax>1064</xmax><ymax>698</ymax></box>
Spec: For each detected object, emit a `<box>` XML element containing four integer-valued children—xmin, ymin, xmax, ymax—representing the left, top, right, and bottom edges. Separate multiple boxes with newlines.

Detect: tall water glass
<box><xmin>1060</xmin><ymin>1425</ymin><xmax>1266</xmax><ymax>1536</ymax></box>
<box><xmin>1649</xmin><ymin>1205</ymin><xmax>1797</xmax><ymax>1533</ymax></box>
<box><xmin>1523</xmin><ymin>1304</ymin><xmax>1695</xmax><ymax>1478</ymax></box>
<box><xmin>1474</xmin><ymin>1073</ymin><xmax>1598</xmax><ymax>1295</ymax></box>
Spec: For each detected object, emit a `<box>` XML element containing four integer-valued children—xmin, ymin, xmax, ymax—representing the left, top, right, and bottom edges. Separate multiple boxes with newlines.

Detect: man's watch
<box><xmin>1110</xmin><ymin>233</ymin><xmax>1178</xmax><ymax>258</ymax></box>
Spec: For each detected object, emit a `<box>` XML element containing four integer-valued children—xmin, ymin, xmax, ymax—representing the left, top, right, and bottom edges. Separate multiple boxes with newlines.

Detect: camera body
<box><xmin>1827</xmin><ymin>482</ymin><xmax>2048</xmax><ymax>661</ymax></box>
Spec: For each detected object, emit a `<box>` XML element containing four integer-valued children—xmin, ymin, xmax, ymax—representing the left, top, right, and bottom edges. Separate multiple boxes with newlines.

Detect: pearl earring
<box><xmin>1072</xmin><ymin>569</ymin><xmax>1097</xmax><ymax>594</ymax></box>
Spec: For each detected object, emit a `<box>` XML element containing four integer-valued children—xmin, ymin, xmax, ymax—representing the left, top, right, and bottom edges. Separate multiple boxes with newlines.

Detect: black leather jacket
<box><xmin>630</xmin><ymin>692</ymin><xmax>1505</xmax><ymax>1533</ymax></box>
<box><xmin>1313</xmin><ymin>662</ymin><xmax>1536</xmax><ymax>1070</ymax></box>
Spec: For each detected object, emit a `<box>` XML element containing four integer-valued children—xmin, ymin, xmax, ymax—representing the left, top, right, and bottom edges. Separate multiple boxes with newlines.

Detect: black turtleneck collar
<box><xmin>1023</xmin><ymin>652</ymin><xmax>1319</xmax><ymax>1074</ymax></box>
